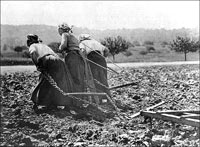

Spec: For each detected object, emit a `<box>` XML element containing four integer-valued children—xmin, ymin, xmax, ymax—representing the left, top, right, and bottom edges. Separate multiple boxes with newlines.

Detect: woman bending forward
<box><xmin>27</xmin><ymin>34</ymin><xmax>74</xmax><ymax>109</ymax></box>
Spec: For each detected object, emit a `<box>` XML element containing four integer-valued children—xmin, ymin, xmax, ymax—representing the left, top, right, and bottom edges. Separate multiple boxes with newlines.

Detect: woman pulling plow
<box><xmin>57</xmin><ymin>23</ymin><xmax>98</xmax><ymax>107</ymax></box>
<box><xmin>27</xmin><ymin>34</ymin><xmax>74</xmax><ymax>110</ymax></box>
<box><xmin>79</xmin><ymin>34</ymin><xmax>111</xmax><ymax>97</ymax></box>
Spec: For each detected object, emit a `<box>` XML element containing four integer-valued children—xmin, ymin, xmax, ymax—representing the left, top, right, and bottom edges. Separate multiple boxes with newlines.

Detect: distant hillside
<box><xmin>1</xmin><ymin>25</ymin><xmax>60</xmax><ymax>47</ymax></box>
<box><xmin>1</xmin><ymin>24</ymin><xmax>199</xmax><ymax>51</ymax></box>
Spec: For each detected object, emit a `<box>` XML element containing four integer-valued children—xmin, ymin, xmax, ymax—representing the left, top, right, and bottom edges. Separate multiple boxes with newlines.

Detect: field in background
<box><xmin>0</xmin><ymin>57</ymin><xmax>33</xmax><ymax>66</ymax></box>
<box><xmin>107</xmin><ymin>45</ymin><xmax>199</xmax><ymax>63</ymax></box>
<box><xmin>1</xmin><ymin>45</ymin><xmax>199</xmax><ymax>66</ymax></box>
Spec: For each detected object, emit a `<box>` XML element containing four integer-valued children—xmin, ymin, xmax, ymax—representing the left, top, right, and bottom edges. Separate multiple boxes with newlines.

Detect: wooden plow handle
<box><xmin>130</xmin><ymin>101</ymin><xmax>165</xmax><ymax>118</ymax></box>
<box><xmin>66</xmin><ymin>92</ymin><xmax>107</xmax><ymax>96</ymax></box>
<box><xmin>109</xmin><ymin>82</ymin><xmax>138</xmax><ymax>90</ymax></box>
<box><xmin>140</xmin><ymin>111</ymin><xmax>200</xmax><ymax>128</ymax></box>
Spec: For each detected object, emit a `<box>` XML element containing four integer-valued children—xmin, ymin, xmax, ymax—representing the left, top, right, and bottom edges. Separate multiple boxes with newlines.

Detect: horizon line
<box><xmin>1</xmin><ymin>23</ymin><xmax>198</xmax><ymax>31</ymax></box>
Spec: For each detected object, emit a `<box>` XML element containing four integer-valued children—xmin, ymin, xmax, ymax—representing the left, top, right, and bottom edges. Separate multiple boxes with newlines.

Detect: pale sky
<box><xmin>1</xmin><ymin>1</ymin><xmax>199</xmax><ymax>30</ymax></box>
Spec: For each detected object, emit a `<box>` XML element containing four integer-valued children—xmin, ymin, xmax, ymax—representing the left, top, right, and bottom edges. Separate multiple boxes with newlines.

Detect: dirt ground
<box><xmin>1</xmin><ymin>64</ymin><xmax>199</xmax><ymax>147</ymax></box>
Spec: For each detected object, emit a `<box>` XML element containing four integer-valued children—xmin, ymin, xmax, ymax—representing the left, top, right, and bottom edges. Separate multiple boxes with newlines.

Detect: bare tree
<box><xmin>170</xmin><ymin>36</ymin><xmax>197</xmax><ymax>61</ymax></box>
<box><xmin>101</xmin><ymin>36</ymin><xmax>129</xmax><ymax>60</ymax></box>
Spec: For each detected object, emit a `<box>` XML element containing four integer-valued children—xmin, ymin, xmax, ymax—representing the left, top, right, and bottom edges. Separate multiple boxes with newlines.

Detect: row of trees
<box><xmin>2</xmin><ymin>45</ymin><xmax>31</xmax><ymax>58</ymax></box>
<box><xmin>101</xmin><ymin>36</ymin><xmax>199</xmax><ymax>61</ymax></box>
<box><xmin>2</xmin><ymin>36</ymin><xmax>199</xmax><ymax>61</ymax></box>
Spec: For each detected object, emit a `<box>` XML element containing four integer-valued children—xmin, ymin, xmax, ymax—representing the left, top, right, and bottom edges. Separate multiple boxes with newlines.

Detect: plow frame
<box><xmin>140</xmin><ymin>110</ymin><xmax>200</xmax><ymax>128</ymax></box>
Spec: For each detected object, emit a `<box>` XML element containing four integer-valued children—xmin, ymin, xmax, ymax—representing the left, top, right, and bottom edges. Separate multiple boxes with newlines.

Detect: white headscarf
<box><xmin>78</xmin><ymin>34</ymin><xmax>91</xmax><ymax>42</ymax></box>
<box><xmin>58</xmin><ymin>23</ymin><xmax>70</xmax><ymax>30</ymax></box>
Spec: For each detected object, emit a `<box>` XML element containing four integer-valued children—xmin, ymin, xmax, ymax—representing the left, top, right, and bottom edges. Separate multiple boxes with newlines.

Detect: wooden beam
<box><xmin>157</xmin><ymin>110</ymin><xmax>200</xmax><ymax>115</ymax></box>
<box><xmin>141</xmin><ymin>111</ymin><xmax>200</xmax><ymax>128</ymax></box>
<box><xmin>109</xmin><ymin>82</ymin><xmax>138</xmax><ymax>90</ymax></box>
<box><xmin>184</xmin><ymin>113</ymin><xmax>196</xmax><ymax>115</ymax></box>
<box><xmin>66</xmin><ymin>92</ymin><xmax>107</xmax><ymax>97</ymax></box>
<box><xmin>180</xmin><ymin>114</ymin><xmax>200</xmax><ymax>120</ymax></box>
<box><xmin>130</xmin><ymin>101</ymin><xmax>165</xmax><ymax>118</ymax></box>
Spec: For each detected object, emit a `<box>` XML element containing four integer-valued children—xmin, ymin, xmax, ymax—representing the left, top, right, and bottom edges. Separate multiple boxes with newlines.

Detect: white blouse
<box><xmin>79</xmin><ymin>39</ymin><xmax>107</xmax><ymax>55</ymax></box>
<box><xmin>29</xmin><ymin>43</ymin><xmax>56</xmax><ymax>65</ymax></box>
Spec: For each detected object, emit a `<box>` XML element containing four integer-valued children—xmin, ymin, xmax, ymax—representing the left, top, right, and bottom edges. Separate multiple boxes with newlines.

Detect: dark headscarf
<box><xmin>27</xmin><ymin>34</ymin><xmax>40</xmax><ymax>47</ymax></box>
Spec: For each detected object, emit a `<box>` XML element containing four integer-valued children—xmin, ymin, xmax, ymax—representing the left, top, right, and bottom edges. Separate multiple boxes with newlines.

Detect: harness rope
<box><xmin>84</xmin><ymin>56</ymin><xmax>119</xmax><ymax>75</ymax></box>
<box><xmin>94</xmin><ymin>78</ymin><xmax>109</xmax><ymax>89</ymax></box>
<box><xmin>80</xmin><ymin>42</ymin><xmax>134</xmax><ymax>81</ymax></box>
<box><xmin>81</xmin><ymin>42</ymin><xmax>124</xmax><ymax>71</ymax></box>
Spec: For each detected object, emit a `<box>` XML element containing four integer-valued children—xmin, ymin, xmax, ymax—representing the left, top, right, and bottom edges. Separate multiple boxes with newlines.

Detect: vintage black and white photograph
<box><xmin>1</xmin><ymin>1</ymin><xmax>199</xmax><ymax>146</ymax></box>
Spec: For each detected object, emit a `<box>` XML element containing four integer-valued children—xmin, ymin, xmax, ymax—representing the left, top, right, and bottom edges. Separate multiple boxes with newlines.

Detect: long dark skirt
<box><xmin>31</xmin><ymin>55</ymin><xmax>74</xmax><ymax>106</ymax></box>
<box><xmin>64</xmin><ymin>50</ymin><xmax>97</xmax><ymax>106</ymax></box>
<box><xmin>87</xmin><ymin>51</ymin><xmax>111</xmax><ymax>96</ymax></box>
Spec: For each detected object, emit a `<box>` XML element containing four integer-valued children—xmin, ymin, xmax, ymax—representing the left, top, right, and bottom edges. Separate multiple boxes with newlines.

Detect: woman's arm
<box><xmin>79</xmin><ymin>42</ymin><xmax>87</xmax><ymax>56</ymax></box>
<box><xmin>29</xmin><ymin>45</ymin><xmax>38</xmax><ymax>65</ymax></box>
<box><xmin>59</xmin><ymin>33</ymin><xmax>68</xmax><ymax>51</ymax></box>
<box><xmin>103</xmin><ymin>47</ymin><xmax>110</xmax><ymax>57</ymax></box>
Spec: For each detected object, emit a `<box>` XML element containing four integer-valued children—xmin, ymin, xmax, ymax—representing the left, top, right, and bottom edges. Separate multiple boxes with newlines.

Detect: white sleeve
<box><xmin>28</xmin><ymin>45</ymin><xmax>37</xmax><ymax>65</ymax></box>
<box><xmin>59</xmin><ymin>33</ymin><xmax>68</xmax><ymax>51</ymax></box>
<box><xmin>29</xmin><ymin>45</ymin><xmax>36</xmax><ymax>55</ymax></box>
<box><xmin>79</xmin><ymin>43</ymin><xmax>85</xmax><ymax>49</ymax></box>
